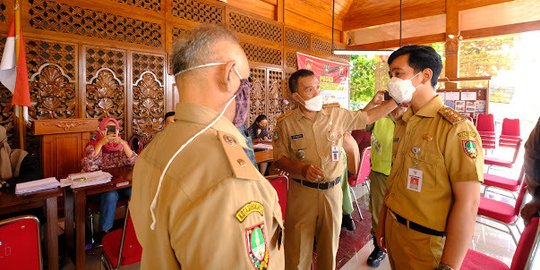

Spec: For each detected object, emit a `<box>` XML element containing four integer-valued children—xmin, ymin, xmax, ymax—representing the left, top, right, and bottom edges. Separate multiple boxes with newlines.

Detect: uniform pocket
<box><xmin>291</xmin><ymin>138</ymin><xmax>307</xmax><ymax>150</ymax></box>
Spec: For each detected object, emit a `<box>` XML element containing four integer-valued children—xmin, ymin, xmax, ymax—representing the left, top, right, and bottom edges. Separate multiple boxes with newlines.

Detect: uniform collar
<box><xmin>403</xmin><ymin>95</ymin><xmax>443</xmax><ymax>122</ymax></box>
<box><xmin>175</xmin><ymin>102</ymin><xmax>248</xmax><ymax>148</ymax></box>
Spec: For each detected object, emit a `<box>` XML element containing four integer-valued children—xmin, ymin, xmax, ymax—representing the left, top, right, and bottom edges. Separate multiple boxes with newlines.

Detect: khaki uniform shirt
<box><xmin>385</xmin><ymin>96</ymin><xmax>484</xmax><ymax>232</ymax></box>
<box><xmin>130</xmin><ymin>103</ymin><xmax>284</xmax><ymax>269</ymax></box>
<box><xmin>273</xmin><ymin>104</ymin><xmax>367</xmax><ymax>181</ymax></box>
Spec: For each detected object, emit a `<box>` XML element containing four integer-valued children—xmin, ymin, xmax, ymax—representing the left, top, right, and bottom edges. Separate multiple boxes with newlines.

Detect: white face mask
<box><xmin>304</xmin><ymin>95</ymin><xmax>323</xmax><ymax>111</ymax></box>
<box><xmin>387</xmin><ymin>73</ymin><xmax>420</xmax><ymax>104</ymax></box>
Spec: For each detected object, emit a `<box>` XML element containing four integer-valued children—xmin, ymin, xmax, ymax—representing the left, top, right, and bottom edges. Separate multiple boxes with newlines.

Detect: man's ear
<box><xmin>220</xmin><ymin>61</ymin><xmax>237</xmax><ymax>92</ymax></box>
<box><xmin>291</xmin><ymin>92</ymin><xmax>305</xmax><ymax>106</ymax></box>
<box><xmin>421</xmin><ymin>68</ymin><xmax>433</xmax><ymax>85</ymax></box>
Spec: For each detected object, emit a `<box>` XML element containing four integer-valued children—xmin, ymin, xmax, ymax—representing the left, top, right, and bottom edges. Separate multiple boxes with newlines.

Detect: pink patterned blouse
<box><xmin>81</xmin><ymin>144</ymin><xmax>138</xmax><ymax>172</ymax></box>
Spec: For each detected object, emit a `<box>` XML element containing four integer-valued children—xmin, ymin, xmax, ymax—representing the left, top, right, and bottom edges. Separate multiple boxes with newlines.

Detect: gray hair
<box><xmin>172</xmin><ymin>24</ymin><xmax>240</xmax><ymax>75</ymax></box>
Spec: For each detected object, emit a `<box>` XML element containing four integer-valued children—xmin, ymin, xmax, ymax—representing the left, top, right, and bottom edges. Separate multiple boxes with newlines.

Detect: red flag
<box><xmin>0</xmin><ymin>19</ymin><xmax>31</xmax><ymax>107</ymax></box>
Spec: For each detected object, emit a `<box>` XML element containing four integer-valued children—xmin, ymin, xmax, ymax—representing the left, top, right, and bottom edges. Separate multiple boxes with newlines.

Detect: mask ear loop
<box><xmin>149</xmin><ymin>92</ymin><xmax>237</xmax><ymax>230</ymax></box>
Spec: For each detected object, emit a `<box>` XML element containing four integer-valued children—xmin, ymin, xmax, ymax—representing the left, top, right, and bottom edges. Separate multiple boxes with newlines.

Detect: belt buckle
<box><xmin>317</xmin><ymin>182</ymin><xmax>323</xmax><ymax>189</ymax></box>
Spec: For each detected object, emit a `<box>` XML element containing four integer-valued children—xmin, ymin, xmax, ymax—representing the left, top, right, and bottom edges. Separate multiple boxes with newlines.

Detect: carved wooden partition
<box><xmin>0</xmin><ymin>0</ymin><xmax>349</xmax><ymax>166</ymax></box>
<box><xmin>34</xmin><ymin>118</ymin><xmax>99</xmax><ymax>178</ymax></box>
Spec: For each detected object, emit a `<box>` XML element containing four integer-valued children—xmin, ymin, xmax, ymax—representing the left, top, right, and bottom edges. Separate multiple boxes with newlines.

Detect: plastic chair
<box><xmin>476</xmin><ymin>182</ymin><xmax>528</xmax><ymax>244</ymax></box>
<box><xmin>462</xmin><ymin>217</ymin><xmax>539</xmax><ymax>270</ymax></box>
<box><xmin>0</xmin><ymin>215</ymin><xmax>42</xmax><ymax>270</ymax></box>
<box><xmin>482</xmin><ymin>166</ymin><xmax>525</xmax><ymax>198</ymax></box>
<box><xmin>485</xmin><ymin>118</ymin><xmax>522</xmax><ymax>169</ymax></box>
<box><xmin>476</xmin><ymin>113</ymin><xmax>496</xmax><ymax>149</ymax></box>
<box><xmin>101</xmin><ymin>206</ymin><xmax>142</xmax><ymax>269</ymax></box>
<box><xmin>348</xmin><ymin>147</ymin><xmax>371</xmax><ymax>221</ymax></box>
<box><xmin>501</xmin><ymin>118</ymin><xmax>520</xmax><ymax>137</ymax></box>
<box><xmin>266</xmin><ymin>175</ymin><xmax>288</xmax><ymax>220</ymax></box>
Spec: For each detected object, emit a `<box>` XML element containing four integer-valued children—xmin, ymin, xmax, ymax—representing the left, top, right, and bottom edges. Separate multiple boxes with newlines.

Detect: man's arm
<box><xmin>440</xmin><ymin>181</ymin><xmax>480</xmax><ymax>269</ymax></box>
<box><xmin>364</xmin><ymin>100</ymin><xmax>398</xmax><ymax>125</ymax></box>
<box><xmin>273</xmin><ymin>157</ymin><xmax>324</xmax><ymax>182</ymax></box>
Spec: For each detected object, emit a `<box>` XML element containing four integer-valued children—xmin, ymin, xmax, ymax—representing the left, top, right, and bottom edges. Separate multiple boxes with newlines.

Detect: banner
<box><xmin>296</xmin><ymin>52</ymin><xmax>350</xmax><ymax>108</ymax></box>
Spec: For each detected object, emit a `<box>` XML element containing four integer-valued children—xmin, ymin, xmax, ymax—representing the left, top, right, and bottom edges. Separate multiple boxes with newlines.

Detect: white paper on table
<box><xmin>444</xmin><ymin>92</ymin><xmax>460</xmax><ymax>100</ymax></box>
<box><xmin>461</xmin><ymin>91</ymin><xmax>477</xmax><ymax>101</ymax></box>
<box><xmin>253</xmin><ymin>143</ymin><xmax>273</xmax><ymax>150</ymax></box>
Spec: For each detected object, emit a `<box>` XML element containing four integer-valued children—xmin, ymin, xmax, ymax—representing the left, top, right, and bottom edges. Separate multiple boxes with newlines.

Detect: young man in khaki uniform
<box><xmin>273</xmin><ymin>69</ymin><xmax>398</xmax><ymax>269</ymax></box>
<box><xmin>376</xmin><ymin>45</ymin><xmax>484</xmax><ymax>270</ymax></box>
<box><xmin>130</xmin><ymin>25</ymin><xmax>284</xmax><ymax>269</ymax></box>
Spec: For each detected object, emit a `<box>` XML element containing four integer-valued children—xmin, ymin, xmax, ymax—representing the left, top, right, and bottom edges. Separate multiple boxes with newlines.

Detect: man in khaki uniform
<box><xmin>130</xmin><ymin>25</ymin><xmax>284</xmax><ymax>269</ymax></box>
<box><xmin>273</xmin><ymin>69</ymin><xmax>398</xmax><ymax>269</ymax></box>
<box><xmin>376</xmin><ymin>45</ymin><xmax>483</xmax><ymax>270</ymax></box>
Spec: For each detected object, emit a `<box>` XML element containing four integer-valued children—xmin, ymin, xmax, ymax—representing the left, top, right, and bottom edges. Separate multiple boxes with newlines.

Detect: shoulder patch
<box><xmin>218</xmin><ymin>131</ymin><xmax>261</xmax><ymax>180</ymax></box>
<box><xmin>323</xmin><ymin>102</ymin><xmax>341</xmax><ymax>108</ymax></box>
<box><xmin>276</xmin><ymin>111</ymin><xmax>293</xmax><ymax>122</ymax></box>
<box><xmin>438</xmin><ymin>106</ymin><xmax>465</xmax><ymax>125</ymax></box>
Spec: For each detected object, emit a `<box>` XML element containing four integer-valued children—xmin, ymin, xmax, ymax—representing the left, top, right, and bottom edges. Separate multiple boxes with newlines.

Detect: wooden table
<box><xmin>255</xmin><ymin>149</ymin><xmax>273</xmax><ymax>163</ymax></box>
<box><xmin>0</xmin><ymin>187</ymin><xmax>62</xmax><ymax>270</ymax></box>
<box><xmin>64</xmin><ymin>166</ymin><xmax>133</xmax><ymax>270</ymax></box>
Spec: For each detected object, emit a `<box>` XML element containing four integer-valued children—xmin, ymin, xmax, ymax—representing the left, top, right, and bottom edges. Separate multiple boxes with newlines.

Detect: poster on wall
<box><xmin>296</xmin><ymin>52</ymin><xmax>350</xmax><ymax>109</ymax></box>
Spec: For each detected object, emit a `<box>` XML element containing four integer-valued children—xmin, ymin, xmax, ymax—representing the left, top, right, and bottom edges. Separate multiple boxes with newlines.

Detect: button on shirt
<box><xmin>273</xmin><ymin>105</ymin><xmax>368</xmax><ymax>181</ymax></box>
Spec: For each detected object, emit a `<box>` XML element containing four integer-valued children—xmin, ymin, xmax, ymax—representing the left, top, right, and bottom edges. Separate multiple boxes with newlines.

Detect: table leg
<box><xmin>46</xmin><ymin>197</ymin><xmax>59</xmax><ymax>270</ymax></box>
<box><xmin>75</xmin><ymin>193</ymin><xmax>86</xmax><ymax>270</ymax></box>
<box><xmin>64</xmin><ymin>189</ymin><xmax>74</xmax><ymax>259</ymax></box>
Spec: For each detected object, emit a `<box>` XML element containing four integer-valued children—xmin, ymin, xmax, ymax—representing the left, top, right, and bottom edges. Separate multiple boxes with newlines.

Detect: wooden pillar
<box><xmin>445</xmin><ymin>0</ymin><xmax>459</xmax><ymax>89</ymax></box>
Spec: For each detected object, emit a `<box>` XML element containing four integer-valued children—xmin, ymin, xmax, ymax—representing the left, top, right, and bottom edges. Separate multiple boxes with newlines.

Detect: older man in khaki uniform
<box><xmin>273</xmin><ymin>69</ymin><xmax>397</xmax><ymax>269</ymax></box>
<box><xmin>130</xmin><ymin>25</ymin><xmax>284</xmax><ymax>269</ymax></box>
<box><xmin>376</xmin><ymin>45</ymin><xmax>483</xmax><ymax>270</ymax></box>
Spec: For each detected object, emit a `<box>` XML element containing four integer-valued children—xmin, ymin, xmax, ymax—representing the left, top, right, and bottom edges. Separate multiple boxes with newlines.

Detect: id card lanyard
<box><xmin>327</xmin><ymin>121</ymin><xmax>339</xmax><ymax>161</ymax></box>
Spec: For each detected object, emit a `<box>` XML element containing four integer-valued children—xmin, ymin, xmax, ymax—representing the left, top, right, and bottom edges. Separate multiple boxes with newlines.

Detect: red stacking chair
<box><xmin>476</xmin><ymin>183</ymin><xmax>528</xmax><ymax>245</ymax></box>
<box><xmin>266</xmin><ymin>175</ymin><xmax>288</xmax><ymax>220</ymax></box>
<box><xmin>485</xmin><ymin>118</ymin><xmax>522</xmax><ymax>169</ymax></box>
<box><xmin>476</xmin><ymin>113</ymin><xmax>496</xmax><ymax>149</ymax></box>
<box><xmin>0</xmin><ymin>215</ymin><xmax>42</xmax><ymax>270</ymax></box>
<box><xmin>101</xmin><ymin>206</ymin><xmax>142</xmax><ymax>270</ymax></box>
<box><xmin>482</xmin><ymin>166</ymin><xmax>525</xmax><ymax>198</ymax></box>
<box><xmin>348</xmin><ymin>147</ymin><xmax>371</xmax><ymax>221</ymax></box>
<box><xmin>462</xmin><ymin>217</ymin><xmax>540</xmax><ymax>270</ymax></box>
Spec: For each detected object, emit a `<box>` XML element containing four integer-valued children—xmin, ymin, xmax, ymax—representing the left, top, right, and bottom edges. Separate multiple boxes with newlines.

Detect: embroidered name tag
<box><xmin>235</xmin><ymin>201</ymin><xmax>264</xmax><ymax>222</ymax></box>
<box><xmin>291</xmin><ymin>134</ymin><xmax>304</xmax><ymax>140</ymax></box>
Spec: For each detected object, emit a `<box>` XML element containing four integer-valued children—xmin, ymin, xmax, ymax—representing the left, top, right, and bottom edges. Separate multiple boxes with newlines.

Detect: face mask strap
<box><xmin>174</xmin><ymin>62</ymin><xmax>226</xmax><ymax>77</ymax></box>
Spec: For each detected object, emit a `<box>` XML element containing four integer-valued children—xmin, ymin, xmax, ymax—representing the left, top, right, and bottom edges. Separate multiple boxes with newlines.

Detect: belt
<box><xmin>293</xmin><ymin>177</ymin><xmax>341</xmax><ymax>190</ymax></box>
<box><xmin>390</xmin><ymin>210</ymin><xmax>446</xmax><ymax>237</ymax></box>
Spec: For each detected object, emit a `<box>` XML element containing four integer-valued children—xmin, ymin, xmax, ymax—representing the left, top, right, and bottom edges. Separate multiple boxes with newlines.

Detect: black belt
<box><xmin>293</xmin><ymin>177</ymin><xmax>341</xmax><ymax>190</ymax></box>
<box><xmin>390</xmin><ymin>210</ymin><xmax>446</xmax><ymax>237</ymax></box>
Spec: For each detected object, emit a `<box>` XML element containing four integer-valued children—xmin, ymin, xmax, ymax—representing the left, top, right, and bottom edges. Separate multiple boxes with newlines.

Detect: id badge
<box><xmin>331</xmin><ymin>145</ymin><xmax>340</xmax><ymax>161</ymax></box>
<box><xmin>407</xmin><ymin>168</ymin><xmax>423</xmax><ymax>192</ymax></box>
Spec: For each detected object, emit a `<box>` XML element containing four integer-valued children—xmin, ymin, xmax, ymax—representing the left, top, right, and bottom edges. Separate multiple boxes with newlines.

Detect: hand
<box><xmin>375</xmin><ymin>220</ymin><xmax>387</xmax><ymax>252</ymax></box>
<box><xmin>371</xmin><ymin>91</ymin><xmax>385</xmax><ymax>106</ymax></box>
<box><xmin>521</xmin><ymin>201</ymin><xmax>540</xmax><ymax>225</ymax></box>
<box><xmin>302</xmin><ymin>164</ymin><xmax>325</xmax><ymax>182</ymax></box>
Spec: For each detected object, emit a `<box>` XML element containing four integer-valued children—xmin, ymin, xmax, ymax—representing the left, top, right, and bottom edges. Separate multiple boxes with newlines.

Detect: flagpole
<box><xmin>14</xmin><ymin>0</ymin><xmax>25</xmax><ymax>150</ymax></box>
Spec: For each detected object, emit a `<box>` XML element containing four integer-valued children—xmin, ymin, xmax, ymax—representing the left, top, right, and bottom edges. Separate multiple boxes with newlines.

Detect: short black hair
<box><xmin>388</xmin><ymin>45</ymin><xmax>442</xmax><ymax>88</ymax></box>
<box><xmin>164</xmin><ymin>111</ymin><xmax>175</xmax><ymax>119</ymax></box>
<box><xmin>288</xmin><ymin>69</ymin><xmax>314</xmax><ymax>93</ymax></box>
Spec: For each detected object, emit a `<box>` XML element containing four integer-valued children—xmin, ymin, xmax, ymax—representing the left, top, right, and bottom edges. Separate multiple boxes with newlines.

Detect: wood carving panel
<box><xmin>286</xmin><ymin>51</ymin><xmax>298</xmax><ymax>69</ymax></box>
<box><xmin>86</xmin><ymin>47</ymin><xmax>126</xmax><ymax>82</ymax></box>
<box><xmin>0</xmin><ymin>85</ymin><xmax>14</xmax><ymax>146</ymax></box>
<box><xmin>0</xmin><ymin>1</ymin><xmax>5</xmax><ymax>23</ymax></box>
<box><xmin>242</xmin><ymin>43</ymin><xmax>281</xmax><ymax>66</ymax></box>
<box><xmin>266</xmin><ymin>70</ymin><xmax>284</xmax><ymax>132</ymax></box>
<box><xmin>132</xmin><ymin>72</ymin><xmax>164</xmax><ymax>145</ymax></box>
<box><xmin>132</xmin><ymin>53</ymin><xmax>165</xmax><ymax>85</ymax></box>
<box><xmin>311</xmin><ymin>37</ymin><xmax>332</xmax><ymax>56</ymax></box>
<box><xmin>229</xmin><ymin>12</ymin><xmax>282</xmax><ymax>43</ymax></box>
<box><xmin>248</xmin><ymin>67</ymin><xmax>266</xmax><ymax>127</ymax></box>
<box><xmin>85</xmin><ymin>68</ymin><xmax>126</xmax><ymax>135</ymax></box>
<box><xmin>172</xmin><ymin>27</ymin><xmax>188</xmax><ymax>41</ymax></box>
<box><xmin>172</xmin><ymin>0</ymin><xmax>223</xmax><ymax>25</ymax></box>
<box><xmin>29</xmin><ymin>64</ymin><xmax>76</xmax><ymax>120</ymax></box>
<box><xmin>28</xmin><ymin>0</ymin><xmax>162</xmax><ymax>48</ymax></box>
<box><xmin>285</xmin><ymin>28</ymin><xmax>310</xmax><ymax>50</ymax></box>
<box><xmin>26</xmin><ymin>39</ymin><xmax>77</xmax><ymax>82</ymax></box>
<box><xmin>114</xmin><ymin>0</ymin><xmax>161</xmax><ymax>12</ymax></box>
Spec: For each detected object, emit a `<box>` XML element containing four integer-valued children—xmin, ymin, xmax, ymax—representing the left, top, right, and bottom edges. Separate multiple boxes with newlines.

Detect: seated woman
<box><xmin>247</xmin><ymin>114</ymin><xmax>270</xmax><ymax>143</ymax></box>
<box><xmin>81</xmin><ymin>118</ymin><xmax>137</xmax><ymax>245</ymax></box>
<box><xmin>0</xmin><ymin>125</ymin><xmax>41</xmax><ymax>187</ymax></box>
<box><xmin>247</xmin><ymin>115</ymin><xmax>271</xmax><ymax>175</ymax></box>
